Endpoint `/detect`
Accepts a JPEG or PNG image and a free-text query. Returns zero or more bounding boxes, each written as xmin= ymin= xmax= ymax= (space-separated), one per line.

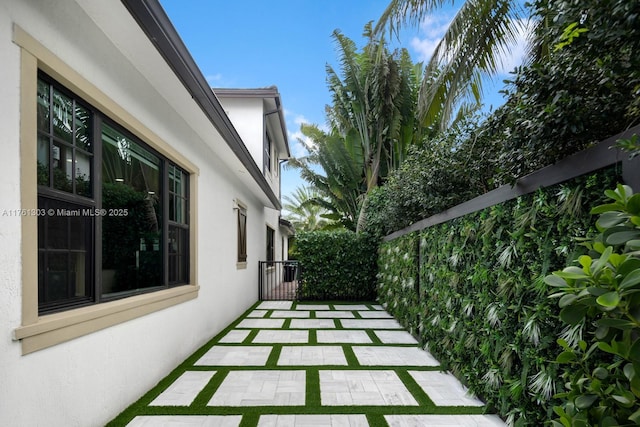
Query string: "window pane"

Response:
xmin=37 ymin=135 xmax=50 ymax=186
xmin=52 ymin=141 xmax=73 ymax=192
xmin=101 ymin=123 xmax=162 ymax=295
xmin=75 ymin=104 xmax=91 ymax=152
xmin=75 ymin=150 xmax=92 ymax=197
xmin=52 ymin=90 xmax=74 ymax=143
xmin=43 ymin=253 xmax=69 ymax=303
xmin=47 ymin=213 xmax=68 ymax=249
xmin=169 ymin=226 xmax=188 ymax=284
xmin=37 ymin=80 xmax=50 ymax=132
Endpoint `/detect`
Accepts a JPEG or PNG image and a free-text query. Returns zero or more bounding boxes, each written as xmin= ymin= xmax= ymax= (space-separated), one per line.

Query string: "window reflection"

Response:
xmin=101 ymin=123 xmax=162 ymax=295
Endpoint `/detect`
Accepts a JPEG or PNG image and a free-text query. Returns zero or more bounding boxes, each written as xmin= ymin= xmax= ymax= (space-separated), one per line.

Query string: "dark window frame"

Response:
xmin=37 ymin=72 xmax=190 ymax=314
xmin=266 ymin=226 xmax=275 ymax=264
xmin=237 ymin=206 xmax=247 ymax=263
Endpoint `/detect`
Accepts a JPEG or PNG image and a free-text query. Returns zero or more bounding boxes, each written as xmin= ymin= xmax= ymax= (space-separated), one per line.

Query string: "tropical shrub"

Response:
xmin=296 ymin=230 xmax=378 ymax=300
xmin=377 ymin=167 xmax=620 ymax=424
xmin=547 ymin=184 xmax=640 ymax=426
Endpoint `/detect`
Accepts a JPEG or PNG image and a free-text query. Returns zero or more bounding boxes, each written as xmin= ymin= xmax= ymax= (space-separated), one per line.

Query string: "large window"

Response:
xmin=37 ymin=73 xmax=189 ymax=313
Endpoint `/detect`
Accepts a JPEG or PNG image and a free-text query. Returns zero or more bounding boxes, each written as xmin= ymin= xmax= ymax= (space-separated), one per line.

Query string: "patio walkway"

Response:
xmin=110 ymin=301 xmax=506 ymax=427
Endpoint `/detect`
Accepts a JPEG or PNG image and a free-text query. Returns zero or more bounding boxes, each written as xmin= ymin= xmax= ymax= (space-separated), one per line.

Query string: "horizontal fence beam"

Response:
xmin=384 ymin=124 xmax=640 ymax=242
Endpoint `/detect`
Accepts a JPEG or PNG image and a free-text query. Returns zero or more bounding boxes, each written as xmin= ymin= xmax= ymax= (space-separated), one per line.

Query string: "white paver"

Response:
xmin=195 ymin=346 xmax=272 ymax=366
xmin=315 ymin=311 xmax=355 ymax=318
xmin=332 ymin=304 xmax=370 ymax=310
xmin=358 ymin=310 xmax=393 ymax=319
xmin=317 ymin=330 xmax=372 ymax=344
xmin=340 ymin=319 xmax=403 ymax=329
xmin=409 ymin=371 xmax=485 ymax=406
xmin=247 ymin=310 xmax=269 ymax=318
xmin=149 ymin=371 xmax=216 ymax=406
xmin=218 ymin=330 xmax=251 ymax=343
xmin=271 ymin=310 xmax=310 ymax=318
xmin=258 ymin=301 xmax=293 ymax=310
xmin=320 ymin=370 xmax=418 ymax=406
xmin=371 ymin=305 xmax=384 ymax=310
xmin=208 ymin=370 xmax=306 ymax=406
xmin=374 ymin=330 xmax=418 ymax=344
xmin=385 ymin=415 xmax=506 ymax=426
xmin=295 ymin=304 xmax=330 ymax=310
xmin=278 ymin=346 xmax=347 ymax=366
xmin=127 ymin=415 xmax=242 ymax=427
xmin=236 ymin=319 xmax=285 ymax=329
xmin=258 ymin=414 xmax=369 ymax=427
xmin=353 ymin=346 xmax=439 ymax=366
xmin=254 ymin=330 xmax=309 ymax=344
xmin=289 ymin=319 xmax=336 ymax=329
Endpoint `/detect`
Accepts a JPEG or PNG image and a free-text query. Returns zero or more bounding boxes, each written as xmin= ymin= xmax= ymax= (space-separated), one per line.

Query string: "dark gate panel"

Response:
xmin=259 ymin=260 xmax=299 ymax=300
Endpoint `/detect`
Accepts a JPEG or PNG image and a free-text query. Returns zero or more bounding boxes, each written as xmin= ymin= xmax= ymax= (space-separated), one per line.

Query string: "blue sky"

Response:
xmin=159 ymin=0 xmax=529 ymax=202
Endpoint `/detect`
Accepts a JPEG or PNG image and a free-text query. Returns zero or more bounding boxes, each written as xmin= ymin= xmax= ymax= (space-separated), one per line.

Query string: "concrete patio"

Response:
xmin=110 ymin=301 xmax=506 ymax=426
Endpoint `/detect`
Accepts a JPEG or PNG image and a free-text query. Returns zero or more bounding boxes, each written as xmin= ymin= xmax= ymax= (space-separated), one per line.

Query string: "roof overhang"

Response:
xmin=120 ymin=0 xmax=281 ymax=209
xmin=214 ymin=87 xmax=291 ymax=159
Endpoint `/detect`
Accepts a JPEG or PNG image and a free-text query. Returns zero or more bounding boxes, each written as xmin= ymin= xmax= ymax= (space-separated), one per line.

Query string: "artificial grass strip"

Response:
xmin=190 ymin=370 xmax=229 ymax=408
xmin=308 ymin=329 xmax=318 ymax=345
xmin=107 ymin=300 xmax=504 ymax=427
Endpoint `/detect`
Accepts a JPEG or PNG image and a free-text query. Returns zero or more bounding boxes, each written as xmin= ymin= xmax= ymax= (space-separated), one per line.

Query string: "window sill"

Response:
xmin=13 ymin=284 xmax=199 ymax=354
xmin=236 ymin=262 xmax=247 ymax=270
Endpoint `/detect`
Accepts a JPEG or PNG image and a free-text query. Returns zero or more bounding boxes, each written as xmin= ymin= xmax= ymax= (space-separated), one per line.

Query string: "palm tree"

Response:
xmin=286 ymin=124 xmax=364 ymax=231
xmin=325 ymin=24 xmax=423 ymax=231
xmin=374 ymin=0 xmax=526 ymax=130
xmin=282 ymin=186 xmax=331 ymax=232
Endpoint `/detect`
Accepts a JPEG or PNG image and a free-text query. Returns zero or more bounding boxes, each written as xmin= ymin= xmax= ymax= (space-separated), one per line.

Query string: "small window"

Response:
xmin=237 ymin=206 xmax=247 ymax=263
xmin=266 ymin=226 xmax=275 ymax=263
xmin=264 ymin=132 xmax=272 ymax=172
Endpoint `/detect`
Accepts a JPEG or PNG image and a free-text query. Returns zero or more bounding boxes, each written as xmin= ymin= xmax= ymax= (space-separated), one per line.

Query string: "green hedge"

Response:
xmin=296 ymin=230 xmax=378 ymax=300
xmin=378 ymin=168 xmax=620 ymax=424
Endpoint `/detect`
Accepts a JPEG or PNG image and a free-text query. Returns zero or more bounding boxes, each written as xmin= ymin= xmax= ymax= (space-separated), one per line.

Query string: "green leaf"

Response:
xmin=631 ymin=339 xmax=640 ymax=363
xmin=574 ymin=394 xmax=598 ymax=409
xmin=612 ymin=390 xmax=635 ymax=407
xmin=593 ymin=366 xmax=608 ymax=380
xmin=606 ymin=230 xmax=640 ymax=245
xmin=559 ymin=293 xmax=579 ymax=308
xmin=556 ymin=350 xmax=577 ymax=363
xmin=555 ymin=266 xmax=589 ymax=280
xmin=591 ymin=203 xmax=623 ymax=214
xmin=578 ymin=255 xmax=592 ymax=271
xmin=596 ymin=318 xmax=635 ymax=330
xmin=597 ymin=212 xmax=628 ymax=229
xmin=627 ymin=193 xmax=640 ymax=215
xmin=545 ymin=274 xmax=568 ymax=288
xmin=591 ymin=246 xmax=613 ymax=275
xmin=620 ymin=268 xmax=640 ymax=290
xmin=596 ymin=291 xmax=620 ymax=309
xmin=629 ymin=408 xmax=640 ymax=424
xmin=560 ymin=304 xmax=587 ymax=325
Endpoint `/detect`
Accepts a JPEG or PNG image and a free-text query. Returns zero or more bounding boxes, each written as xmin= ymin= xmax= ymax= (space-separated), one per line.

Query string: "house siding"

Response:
xmin=0 ymin=0 xmax=282 ymax=425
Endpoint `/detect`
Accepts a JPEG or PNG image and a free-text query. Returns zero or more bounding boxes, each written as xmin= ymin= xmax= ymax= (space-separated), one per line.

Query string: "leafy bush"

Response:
xmin=547 ymin=184 xmax=640 ymax=426
xmin=493 ymin=0 xmax=640 ymax=183
xmin=377 ymin=168 xmax=619 ymax=424
xmin=363 ymin=0 xmax=640 ymax=236
xmin=296 ymin=230 xmax=379 ymax=300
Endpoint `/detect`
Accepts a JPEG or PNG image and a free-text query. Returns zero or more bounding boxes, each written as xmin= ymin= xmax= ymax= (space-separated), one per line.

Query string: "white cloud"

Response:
xmin=288 ymin=130 xmax=314 ymax=158
xmin=495 ymin=18 xmax=534 ymax=75
xmin=410 ymin=13 xmax=452 ymax=62
xmin=205 ymin=73 xmax=223 ymax=84
xmin=410 ymin=14 xmax=534 ymax=75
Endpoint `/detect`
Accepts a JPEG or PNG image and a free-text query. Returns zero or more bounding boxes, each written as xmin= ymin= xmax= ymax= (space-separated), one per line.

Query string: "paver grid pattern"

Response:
xmin=119 ymin=301 xmax=506 ymax=427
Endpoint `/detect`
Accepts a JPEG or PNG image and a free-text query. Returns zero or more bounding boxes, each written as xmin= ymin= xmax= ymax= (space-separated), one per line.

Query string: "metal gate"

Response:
xmin=258 ymin=260 xmax=299 ymax=300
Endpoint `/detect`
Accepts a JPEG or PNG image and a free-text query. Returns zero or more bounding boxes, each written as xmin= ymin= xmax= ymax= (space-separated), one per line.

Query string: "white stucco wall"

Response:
xmin=0 ymin=1 xmax=274 ymax=425
xmin=218 ymin=97 xmax=265 ymax=170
